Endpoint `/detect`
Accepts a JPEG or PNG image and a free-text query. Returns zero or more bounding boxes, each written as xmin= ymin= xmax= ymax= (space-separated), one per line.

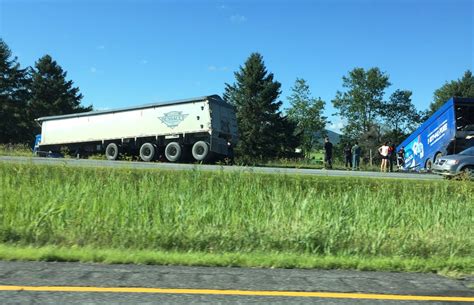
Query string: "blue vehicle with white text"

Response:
xmin=397 ymin=97 xmax=474 ymax=171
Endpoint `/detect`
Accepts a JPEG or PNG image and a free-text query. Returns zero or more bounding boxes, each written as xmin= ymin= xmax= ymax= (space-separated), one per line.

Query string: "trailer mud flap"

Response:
xmin=210 ymin=137 xmax=228 ymax=155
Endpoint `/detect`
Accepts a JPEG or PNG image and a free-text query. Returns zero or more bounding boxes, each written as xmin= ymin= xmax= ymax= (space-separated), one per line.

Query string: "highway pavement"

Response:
xmin=0 ymin=261 xmax=472 ymax=304
xmin=0 ymin=156 xmax=443 ymax=180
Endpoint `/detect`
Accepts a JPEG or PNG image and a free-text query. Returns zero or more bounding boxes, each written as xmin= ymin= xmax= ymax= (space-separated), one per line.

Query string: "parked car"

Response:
xmin=432 ymin=146 xmax=474 ymax=179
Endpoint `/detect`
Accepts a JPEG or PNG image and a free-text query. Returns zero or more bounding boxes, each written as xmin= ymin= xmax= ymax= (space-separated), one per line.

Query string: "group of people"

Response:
xmin=377 ymin=142 xmax=396 ymax=172
xmin=324 ymin=138 xmax=361 ymax=170
xmin=323 ymin=137 xmax=406 ymax=172
xmin=342 ymin=141 xmax=362 ymax=170
xmin=378 ymin=142 xmax=405 ymax=172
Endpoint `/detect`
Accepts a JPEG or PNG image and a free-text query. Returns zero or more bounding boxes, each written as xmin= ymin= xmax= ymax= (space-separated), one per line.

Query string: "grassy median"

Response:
xmin=0 ymin=144 xmax=33 ymax=157
xmin=0 ymin=163 xmax=472 ymax=274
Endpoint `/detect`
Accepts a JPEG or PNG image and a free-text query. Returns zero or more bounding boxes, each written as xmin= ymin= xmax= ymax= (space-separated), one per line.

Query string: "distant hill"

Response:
xmin=326 ymin=129 xmax=341 ymax=144
xmin=314 ymin=129 xmax=342 ymax=145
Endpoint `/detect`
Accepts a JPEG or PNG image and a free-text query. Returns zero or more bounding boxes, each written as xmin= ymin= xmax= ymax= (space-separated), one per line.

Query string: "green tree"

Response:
xmin=0 ymin=39 xmax=30 ymax=144
xmin=286 ymin=78 xmax=327 ymax=158
xmin=381 ymin=89 xmax=421 ymax=144
xmin=28 ymin=55 xmax=91 ymax=134
xmin=273 ymin=115 xmax=300 ymax=158
xmin=332 ymin=67 xmax=391 ymax=140
xmin=428 ymin=70 xmax=474 ymax=115
xmin=223 ymin=53 xmax=289 ymax=160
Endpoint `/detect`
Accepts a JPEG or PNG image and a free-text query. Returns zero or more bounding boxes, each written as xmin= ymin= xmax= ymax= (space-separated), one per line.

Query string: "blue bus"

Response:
xmin=397 ymin=97 xmax=474 ymax=171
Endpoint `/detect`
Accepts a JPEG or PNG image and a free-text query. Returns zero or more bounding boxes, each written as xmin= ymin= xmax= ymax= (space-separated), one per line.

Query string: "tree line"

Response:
xmin=0 ymin=39 xmax=91 ymax=144
xmin=224 ymin=52 xmax=474 ymax=161
xmin=1 ymin=38 xmax=473 ymax=161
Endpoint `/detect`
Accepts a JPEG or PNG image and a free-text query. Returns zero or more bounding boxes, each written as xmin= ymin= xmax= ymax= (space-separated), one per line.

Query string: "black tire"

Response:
xmin=434 ymin=152 xmax=443 ymax=164
xmin=461 ymin=166 xmax=474 ymax=179
xmin=105 ymin=143 xmax=119 ymax=160
xmin=425 ymin=159 xmax=433 ymax=171
xmin=192 ymin=141 xmax=210 ymax=161
xmin=165 ymin=142 xmax=182 ymax=162
xmin=139 ymin=142 xmax=156 ymax=162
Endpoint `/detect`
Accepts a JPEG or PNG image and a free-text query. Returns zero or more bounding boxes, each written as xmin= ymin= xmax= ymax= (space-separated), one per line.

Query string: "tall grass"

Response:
xmin=262 ymin=157 xmax=381 ymax=171
xmin=0 ymin=163 xmax=472 ymax=259
xmin=0 ymin=144 xmax=33 ymax=157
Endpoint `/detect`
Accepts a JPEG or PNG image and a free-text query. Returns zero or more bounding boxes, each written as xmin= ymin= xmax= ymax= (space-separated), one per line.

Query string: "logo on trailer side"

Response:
xmin=158 ymin=111 xmax=189 ymax=128
xmin=427 ymin=120 xmax=448 ymax=146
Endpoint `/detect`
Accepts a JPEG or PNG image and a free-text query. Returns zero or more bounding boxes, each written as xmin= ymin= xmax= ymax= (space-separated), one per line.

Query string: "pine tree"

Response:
xmin=224 ymin=53 xmax=289 ymax=161
xmin=0 ymin=39 xmax=30 ymax=144
xmin=28 ymin=55 xmax=91 ymax=134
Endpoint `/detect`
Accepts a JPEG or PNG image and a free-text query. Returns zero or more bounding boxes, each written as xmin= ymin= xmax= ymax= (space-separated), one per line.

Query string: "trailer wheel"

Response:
xmin=192 ymin=141 xmax=210 ymax=161
xmin=165 ymin=142 xmax=182 ymax=162
xmin=105 ymin=143 xmax=119 ymax=160
xmin=460 ymin=166 xmax=474 ymax=180
xmin=425 ymin=159 xmax=433 ymax=171
xmin=139 ymin=143 xmax=156 ymax=162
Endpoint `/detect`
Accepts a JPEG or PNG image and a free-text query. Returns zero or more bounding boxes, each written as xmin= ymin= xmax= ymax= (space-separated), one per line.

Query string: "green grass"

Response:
xmin=0 ymin=244 xmax=471 ymax=276
xmin=262 ymin=157 xmax=380 ymax=171
xmin=261 ymin=150 xmax=381 ymax=171
xmin=0 ymin=163 xmax=473 ymax=273
xmin=0 ymin=144 xmax=33 ymax=157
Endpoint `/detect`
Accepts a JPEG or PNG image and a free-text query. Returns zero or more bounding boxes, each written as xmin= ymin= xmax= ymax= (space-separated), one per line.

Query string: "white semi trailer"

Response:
xmin=36 ymin=95 xmax=238 ymax=162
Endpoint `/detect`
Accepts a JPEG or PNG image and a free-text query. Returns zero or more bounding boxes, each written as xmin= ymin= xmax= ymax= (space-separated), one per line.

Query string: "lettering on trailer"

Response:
xmin=427 ymin=120 xmax=448 ymax=147
xmin=158 ymin=111 xmax=189 ymax=129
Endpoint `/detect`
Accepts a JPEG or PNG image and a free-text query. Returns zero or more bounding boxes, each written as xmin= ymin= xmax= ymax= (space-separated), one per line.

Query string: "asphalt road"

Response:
xmin=0 ymin=156 xmax=442 ymax=180
xmin=0 ymin=261 xmax=472 ymax=304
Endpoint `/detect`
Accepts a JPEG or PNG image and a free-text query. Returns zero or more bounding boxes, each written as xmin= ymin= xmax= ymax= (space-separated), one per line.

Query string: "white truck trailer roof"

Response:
xmin=36 ymin=95 xmax=237 ymax=147
xmin=36 ymin=95 xmax=232 ymax=122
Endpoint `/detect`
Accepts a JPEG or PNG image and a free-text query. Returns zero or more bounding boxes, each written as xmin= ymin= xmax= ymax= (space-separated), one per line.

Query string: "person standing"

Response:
xmin=378 ymin=141 xmax=390 ymax=172
xmin=388 ymin=143 xmax=396 ymax=172
xmin=324 ymin=137 xmax=333 ymax=169
xmin=351 ymin=142 xmax=361 ymax=170
xmin=397 ymin=146 xmax=405 ymax=170
xmin=344 ymin=143 xmax=352 ymax=169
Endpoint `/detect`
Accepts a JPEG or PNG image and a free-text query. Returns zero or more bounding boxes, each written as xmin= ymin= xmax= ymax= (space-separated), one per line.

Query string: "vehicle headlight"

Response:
xmin=446 ymin=160 xmax=459 ymax=165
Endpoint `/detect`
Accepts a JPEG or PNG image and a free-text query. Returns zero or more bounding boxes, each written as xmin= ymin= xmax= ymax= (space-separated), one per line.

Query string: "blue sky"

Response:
xmin=1 ymin=0 xmax=472 ymax=132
